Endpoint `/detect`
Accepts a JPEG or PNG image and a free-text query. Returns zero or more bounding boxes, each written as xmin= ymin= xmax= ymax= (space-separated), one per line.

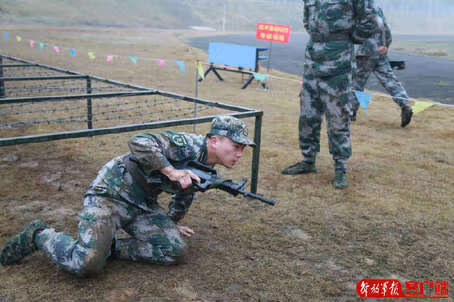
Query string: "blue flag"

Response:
xmin=253 ymin=72 xmax=268 ymax=83
xmin=70 ymin=48 xmax=76 ymax=56
xmin=4 ymin=32 xmax=9 ymax=40
xmin=354 ymin=90 xmax=372 ymax=116
xmin=176 ymin=61 xmax=185 ymax=77
xmin=128 ymin=56 xmax=137 ymax=64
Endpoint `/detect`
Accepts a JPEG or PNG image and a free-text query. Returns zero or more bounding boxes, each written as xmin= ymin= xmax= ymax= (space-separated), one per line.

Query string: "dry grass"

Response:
xmin=0 ymin=25 xmax=453 ymax=301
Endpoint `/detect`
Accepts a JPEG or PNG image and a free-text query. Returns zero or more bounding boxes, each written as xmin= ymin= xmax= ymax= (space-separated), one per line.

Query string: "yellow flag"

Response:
xmin=412 ymin=101 xmax=434 ymax=114
xmin=88 ymin=52 xmax=96 ymax=60
xmin=196 ymin=62 xmax=204 ymax=80
xmin=16 ymin=36 xmax=22 ymax=42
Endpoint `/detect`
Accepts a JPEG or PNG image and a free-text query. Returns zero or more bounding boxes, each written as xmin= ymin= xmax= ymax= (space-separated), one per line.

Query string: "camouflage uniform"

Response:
xmin=352 ymin=7 xmax=410 ymax=112
xmin=0 ymin=115 xmax=254 ymax=275
xmin=299 ymin=0 xmax=377 ymax=172
xmin=34 ymin=130 xmax=206 ymax=275
xmin=15 ymin=116 xmax=252 ymax=276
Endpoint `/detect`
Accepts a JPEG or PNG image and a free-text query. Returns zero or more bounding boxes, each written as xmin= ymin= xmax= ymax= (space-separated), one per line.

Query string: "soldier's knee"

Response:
xmin=164 ymin=243 xmax=186 ymax=265
xmin=72 ymin=253 xmax=108 ymax=277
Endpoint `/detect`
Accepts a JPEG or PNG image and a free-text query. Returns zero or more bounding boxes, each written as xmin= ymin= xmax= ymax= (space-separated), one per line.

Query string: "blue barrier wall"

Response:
xmin=208 ymin=42 xmax=257 ymax=69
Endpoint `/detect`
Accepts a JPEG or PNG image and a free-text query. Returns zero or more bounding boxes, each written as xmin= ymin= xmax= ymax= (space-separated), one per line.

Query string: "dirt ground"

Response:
xmin=0 ymin=26 xmax=453 ymax=301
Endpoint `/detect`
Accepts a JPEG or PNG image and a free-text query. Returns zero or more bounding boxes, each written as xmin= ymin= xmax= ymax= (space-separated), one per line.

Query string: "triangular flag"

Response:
xmin=29 ymin=40 xmax=34 ymax=48
xmin=4 ymin=32 xmax=9 ymax=40
xmin=39 ymin=42 xmax=44 ymax=49
xmin=106 ymin=55 xmax=113 ymax=62
xmin=70 ymin=49 xmax=76 ymax=56
xmin=176 ymin=61 xmax=185 ymax=76
xmin=16 ymin=36 xmax=22 ymax=42
xmin=156 ymin=59 xmax=165 ymax=66
xmin=196 ymin=62 xmax=204 ymax=80
xmin=88 ymin=52 xmax=95 ymax=60
xmin=53 ymin=46 xmax=60 ymax=53
xmin=354 ymin=90 xmax=372 ymax=116
xmin=129 ymin=56 xmax=137 ymax=64
xmin=412 ymin=100 xmax=434 ymax=114
xmin=253 ymin=72 xmax=268 ymax=83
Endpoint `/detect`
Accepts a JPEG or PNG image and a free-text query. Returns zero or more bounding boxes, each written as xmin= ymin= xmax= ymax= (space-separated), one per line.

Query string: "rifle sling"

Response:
xmin=122 ymin=153 xmax=156 ymax=197
xmin=210 ymin=178 xmax=228 ymax=188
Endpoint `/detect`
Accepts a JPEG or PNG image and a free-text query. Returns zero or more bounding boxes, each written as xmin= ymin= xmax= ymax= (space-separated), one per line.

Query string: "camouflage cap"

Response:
xmin=209 ymin=115 xmax=255 ymax=146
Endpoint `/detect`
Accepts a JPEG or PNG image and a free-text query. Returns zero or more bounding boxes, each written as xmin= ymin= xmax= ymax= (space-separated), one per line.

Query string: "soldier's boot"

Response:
xmin=281 ymin=161 xmax=317 ymax=175
xmin=0 ymin=219 xmax=47 ymax=265
xmin=351 ymin=109 xmax=357 ymax=122
xmin=401 ymin=105 xmax=413 ymax=128
xmin=333 ymin=170 xmax=348 ymax=189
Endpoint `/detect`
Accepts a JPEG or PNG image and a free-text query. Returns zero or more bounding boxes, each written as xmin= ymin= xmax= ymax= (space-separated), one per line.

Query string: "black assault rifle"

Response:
xmin=147 ymin=160 xmax=275 ymax=206
xmin=390 ymin=60 xmax=405 ymax=70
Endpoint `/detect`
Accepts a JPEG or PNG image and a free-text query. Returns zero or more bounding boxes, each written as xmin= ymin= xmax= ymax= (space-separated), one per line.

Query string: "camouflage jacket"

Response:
xmin=355 ymin=7 xmax=392 ymax=59
xmin=303 ymin=0 xmax=377 ymax=76
xmin=85 ymin=130 xmax=207 ymax=223
xmin=128 ymin=130 xmax=207 ymax=222
xmin=129 ymin=130 xmax=207 ymax=173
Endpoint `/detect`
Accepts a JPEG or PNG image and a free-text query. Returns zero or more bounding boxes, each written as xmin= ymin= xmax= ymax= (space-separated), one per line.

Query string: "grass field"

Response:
xmin=0 ymin=25 xmax=453 ymax=301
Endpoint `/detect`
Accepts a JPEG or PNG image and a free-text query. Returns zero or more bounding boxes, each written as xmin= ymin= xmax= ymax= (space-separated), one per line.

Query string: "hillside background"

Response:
xmin=1 ymin=0 xmax=454 ymax=34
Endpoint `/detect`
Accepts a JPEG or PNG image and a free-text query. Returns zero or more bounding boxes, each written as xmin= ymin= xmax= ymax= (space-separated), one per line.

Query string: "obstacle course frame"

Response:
xmin=0 ymin=54 xmax=264 ymax=193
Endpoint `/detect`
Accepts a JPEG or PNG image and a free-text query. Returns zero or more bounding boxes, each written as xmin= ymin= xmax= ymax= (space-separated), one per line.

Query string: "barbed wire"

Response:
xmin=0 ymin=103 xmax=213 ymax=128
xmin=1 ymin=68 xmax=63 ymax=77
xmin=0 ymin=97 xmax=179 ymax=116
xmin=0 ymin=83 xmax=134 ymax=96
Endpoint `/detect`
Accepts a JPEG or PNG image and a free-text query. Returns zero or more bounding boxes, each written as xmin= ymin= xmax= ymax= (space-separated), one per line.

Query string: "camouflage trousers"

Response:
xmin=34 ymin=157 xmax=185 ymax=276
xmin=352 ymin=55 xmax=409 ymax=113
xmin=299 ymin=72 xmax=352 ymax=172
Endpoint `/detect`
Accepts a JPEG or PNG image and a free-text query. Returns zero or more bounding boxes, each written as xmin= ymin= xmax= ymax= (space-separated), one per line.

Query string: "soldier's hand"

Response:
xmin=177 ymin=225 xmax=195 ymax=237
xmin=378 ymin=46 xmax=388 ymax=56
xmin=160 ymin=166 xmax=201 ymax=189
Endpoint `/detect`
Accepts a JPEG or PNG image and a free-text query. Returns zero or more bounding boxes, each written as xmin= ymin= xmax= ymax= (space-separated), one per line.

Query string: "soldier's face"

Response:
xmin=212 ymin=136 xmax=245 ymax=168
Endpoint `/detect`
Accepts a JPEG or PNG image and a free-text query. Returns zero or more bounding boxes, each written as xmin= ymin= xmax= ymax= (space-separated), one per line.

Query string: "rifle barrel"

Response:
xmin=242 ymin=191 xmax=275 ymax=206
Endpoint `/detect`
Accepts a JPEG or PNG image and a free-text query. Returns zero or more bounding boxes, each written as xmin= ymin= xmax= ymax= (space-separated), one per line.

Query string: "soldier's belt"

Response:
xmin=311 ymin=32 xmax=350 ymax=42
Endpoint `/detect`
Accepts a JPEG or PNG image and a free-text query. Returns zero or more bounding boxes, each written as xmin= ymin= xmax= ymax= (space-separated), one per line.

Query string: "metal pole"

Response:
xmin=86 ymin=77 xmax=93 ymax=129
xmin=0 ymin=56 xmax=4 ymax=98
xmin=266 ymin=41 xmax=272 ymax=72
xmin=251 ymin=113 xmax=263 ymax=193
xmin=193 ymin=62 xmax=199 ymax=132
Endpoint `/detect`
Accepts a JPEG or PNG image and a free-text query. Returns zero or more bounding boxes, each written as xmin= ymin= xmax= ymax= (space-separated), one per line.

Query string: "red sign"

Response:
xmin=356 ymin=279 xmax=449 ymax=299
xmin=256 ymin=23 xmax=291 ymax=43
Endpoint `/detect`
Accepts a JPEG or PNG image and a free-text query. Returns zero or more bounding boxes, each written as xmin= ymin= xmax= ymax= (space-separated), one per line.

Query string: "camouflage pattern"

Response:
xmin=299 ymin=0 xmax=377 ymax=172
xmin=352 ymin=7 xmax=409 ymax=111
xmin=303 ymin=0 xmax=377 ymax=77
xmin=208 ymin=115 xmax=255 ymax=146
xmin=33 ymin=130 xmax=207 ymax=276
xmin=355 ymin=8 xmax=392 ymax=59
xmin=0 ymin=220 xmax=47 ymax=265
xmin=300 ymin=72 xmax=352 ymax=171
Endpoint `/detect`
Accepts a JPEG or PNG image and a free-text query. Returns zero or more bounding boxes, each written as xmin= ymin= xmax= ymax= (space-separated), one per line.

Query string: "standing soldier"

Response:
xmin=0 ymin=115 xmax=254 ymax=276
xmin=282 ymin=0 xmax=378 ymax=189
xmin=351 ymin=7 xmax=413 ymax=127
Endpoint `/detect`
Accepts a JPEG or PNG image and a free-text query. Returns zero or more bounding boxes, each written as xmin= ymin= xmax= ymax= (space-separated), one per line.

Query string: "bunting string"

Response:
xmin=2 ymin=31 xmax=453 ymax=115
xmin=1 ymin=31 xmax=187 ymax=77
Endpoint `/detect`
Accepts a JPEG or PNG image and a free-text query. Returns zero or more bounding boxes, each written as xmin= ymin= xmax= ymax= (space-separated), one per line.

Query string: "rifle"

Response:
xmin=147 ymin=160 xmax=275 ymax=206
xmin=390 ymin=60 xmax=405 ymax=70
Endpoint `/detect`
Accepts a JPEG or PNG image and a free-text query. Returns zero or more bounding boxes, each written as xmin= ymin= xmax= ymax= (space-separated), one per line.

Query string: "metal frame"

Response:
xmin=0 ymin=54 xmax=263 ymax=193
xmin=201 ymin=47 xmax=268 ymax=89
